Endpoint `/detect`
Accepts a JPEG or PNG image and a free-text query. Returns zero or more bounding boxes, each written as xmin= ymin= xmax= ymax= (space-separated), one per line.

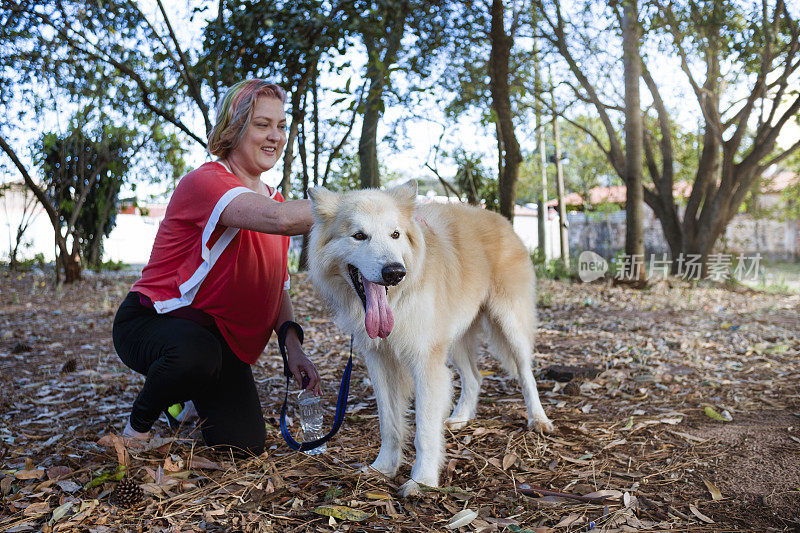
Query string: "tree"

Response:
xmin=3 ymin=1 xmax=212 ymax=146
xmin=1 ymin=1 xmax=190 ymax=280
xmin=356 ymin=1 xmax=410 ymax=189
xmin=489 ymin=0 xmax=525 ymax=221
xmin=199 ymin=0 xmax=356 ymax=195
xmin=39 ymin=123 xmax=140 ymax=276
xmin=1 ymin=183 xmax=39 ymax=269
xmin=352 ymin=0 xmax=454 ymax=189
xmin=537 ymin=0 xmax=800 ymax=270
xmin=622 ymin=0 xmax=646 ymax=282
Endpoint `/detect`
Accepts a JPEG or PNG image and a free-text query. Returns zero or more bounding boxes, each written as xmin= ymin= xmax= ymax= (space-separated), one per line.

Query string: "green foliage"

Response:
xmin=8 ymin=253 xmax=46 ymax=272
xmin=324 ymin=152 xmax=362 ymax=193
xmin=38 ymin=113 xmax=137 ymax=269
xmin=531 ymin=250 xmax=574 ymax=280
xmin=452 ymin=150 xmax=496 ymax=207
xmin=96 ymin=259 xmax=130 ymax=272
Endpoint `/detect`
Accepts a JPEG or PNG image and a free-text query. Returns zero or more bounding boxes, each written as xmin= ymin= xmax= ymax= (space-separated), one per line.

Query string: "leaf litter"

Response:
xmin=0 ymin=270 xmax=799 ymax=531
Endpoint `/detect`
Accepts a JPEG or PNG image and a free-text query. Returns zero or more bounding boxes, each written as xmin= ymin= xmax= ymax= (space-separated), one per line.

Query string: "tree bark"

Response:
xmin=534 ymin=39 xmax=547 ymax=256
xmin=281 ymin=89 xmax=304 ymax=196
xmin=489 ymin=0 xmax=523 ymax=222
xmin=358 ymin=4 xmax=409 ymax=190
xmin=552 ymin=103 xmax=569 ymax=265
xmin=622 ymin=0 xmax=645 ymax=282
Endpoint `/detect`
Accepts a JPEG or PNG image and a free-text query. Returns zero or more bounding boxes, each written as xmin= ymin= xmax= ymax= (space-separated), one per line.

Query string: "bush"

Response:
xmin=9 ymin=253 xmax=46 ymax=272
xmin=531 ymin=250 xmax=575 ymax=280
xmin=98 ymin=259 xmax=130 ymax=271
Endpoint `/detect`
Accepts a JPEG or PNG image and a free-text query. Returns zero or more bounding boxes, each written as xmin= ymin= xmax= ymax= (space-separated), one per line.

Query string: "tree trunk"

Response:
xmin=358 ymin=5 xmax=409 ymax=190
xmin=56 ymin=232 xmax=81 ymax=283
xmin=552 ymin=110 xmax=569 ymax=265
xmin=488 ymin=0 xmax=522 ymax=222
xmin=298 ymin=107 xmax=310 ymax=271
xmin=622 ymin=0 xmax=646 ymax=283
xmin=358 ymin=50 xmax=382 ymax=190
xmin=281 ymin=89 xmax=304 ymax=196
xmin=534 ymin=39 xmax=547 ymax=256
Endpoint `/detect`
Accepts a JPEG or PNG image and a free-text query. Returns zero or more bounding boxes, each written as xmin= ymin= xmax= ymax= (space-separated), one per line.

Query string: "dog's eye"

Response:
xmin=352 ymin=232 xmax=368 ymax=241
xmin=391 ymin=230 xmax=400 ymax=239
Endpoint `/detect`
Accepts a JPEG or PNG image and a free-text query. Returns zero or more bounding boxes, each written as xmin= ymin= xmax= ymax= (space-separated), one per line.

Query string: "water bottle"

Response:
xmin=297 ymin=390 xmax=326 ymax=455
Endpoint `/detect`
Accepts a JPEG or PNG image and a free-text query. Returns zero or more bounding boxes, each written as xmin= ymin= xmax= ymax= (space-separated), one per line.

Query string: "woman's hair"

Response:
xmin=207 ymin=79 xmax=287 ymax=159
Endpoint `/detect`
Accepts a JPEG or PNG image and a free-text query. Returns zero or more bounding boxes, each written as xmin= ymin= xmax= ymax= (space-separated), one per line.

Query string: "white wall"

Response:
xmin=1 ymin=187 xmax=161 ymax=265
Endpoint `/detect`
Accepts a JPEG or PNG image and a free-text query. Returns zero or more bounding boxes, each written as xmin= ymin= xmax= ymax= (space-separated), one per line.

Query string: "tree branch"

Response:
xmin=0 ymin=134 xmax=59 ymax=229
xmin=16 ymin=3 xmax=208 ymax=147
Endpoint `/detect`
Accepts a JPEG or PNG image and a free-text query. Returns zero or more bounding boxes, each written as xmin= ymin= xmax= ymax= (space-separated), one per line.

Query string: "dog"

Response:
xmin=307 ymin=180 xmax=553 ymax=497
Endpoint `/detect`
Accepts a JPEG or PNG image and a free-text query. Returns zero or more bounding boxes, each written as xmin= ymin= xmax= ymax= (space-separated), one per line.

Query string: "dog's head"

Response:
xmin=307 ymin=180 xmax=423 ymax=339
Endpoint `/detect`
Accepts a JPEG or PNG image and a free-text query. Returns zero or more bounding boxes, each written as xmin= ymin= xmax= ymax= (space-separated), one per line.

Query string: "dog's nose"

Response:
xmin=382 ymin=263 xmax=406 ymax=285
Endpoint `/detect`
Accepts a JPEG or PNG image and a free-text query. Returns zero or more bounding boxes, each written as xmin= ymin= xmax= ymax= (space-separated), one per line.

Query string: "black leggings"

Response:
xmin=112 ymin=292 xmax=266 ymax=455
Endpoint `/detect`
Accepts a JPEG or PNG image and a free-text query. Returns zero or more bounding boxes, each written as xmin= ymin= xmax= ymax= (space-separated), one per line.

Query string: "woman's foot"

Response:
xmin=122 ymin=420 xmax=151 ymax=446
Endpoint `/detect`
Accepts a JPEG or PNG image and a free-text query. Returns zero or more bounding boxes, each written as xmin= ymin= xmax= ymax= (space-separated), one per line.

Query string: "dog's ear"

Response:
xmin=388 ymin=180 xmax=418 ymax=206
xmin=307 ymin=187 xmax=339 ymax=222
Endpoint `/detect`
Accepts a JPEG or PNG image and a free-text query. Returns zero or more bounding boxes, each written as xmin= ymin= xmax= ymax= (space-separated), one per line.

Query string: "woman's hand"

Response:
xmin=285 ymin=340 xmax=322 ymax=396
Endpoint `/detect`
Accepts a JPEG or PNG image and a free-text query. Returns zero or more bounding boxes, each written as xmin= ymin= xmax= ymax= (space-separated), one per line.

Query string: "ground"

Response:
xmin=0 ymin=269 xmax=798 ymax=532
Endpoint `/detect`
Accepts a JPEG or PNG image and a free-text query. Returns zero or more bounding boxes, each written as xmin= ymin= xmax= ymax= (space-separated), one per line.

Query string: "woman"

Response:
xmin=112 ymin=79 xmax=320 ymax=456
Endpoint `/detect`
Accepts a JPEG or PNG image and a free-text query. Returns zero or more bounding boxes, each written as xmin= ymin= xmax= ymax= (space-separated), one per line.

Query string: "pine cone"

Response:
xmin=60 ymin=358 xmax=77 ymax=374
xmin=110 ymin=477 xmax=145 ymax=507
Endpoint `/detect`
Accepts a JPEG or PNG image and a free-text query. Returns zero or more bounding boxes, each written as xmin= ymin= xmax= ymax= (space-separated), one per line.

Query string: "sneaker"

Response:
xmin=163 ymin=401 xmax=198 ymax=430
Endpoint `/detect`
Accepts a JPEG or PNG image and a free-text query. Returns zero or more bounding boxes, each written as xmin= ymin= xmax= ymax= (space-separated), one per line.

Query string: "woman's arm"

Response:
xmin=220 ymin=192 xmax=313 ymax=236
xmin=275 ymin=288 xmax=322 ymax=395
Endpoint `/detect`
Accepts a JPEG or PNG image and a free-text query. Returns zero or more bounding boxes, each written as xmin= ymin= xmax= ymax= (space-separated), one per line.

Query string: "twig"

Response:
xmin=515 ymin=483 xmax=619 ymax=504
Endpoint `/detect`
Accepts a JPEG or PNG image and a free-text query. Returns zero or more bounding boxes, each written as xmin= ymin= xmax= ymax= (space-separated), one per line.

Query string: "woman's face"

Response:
xmin=231 ymin=96 xmax=287 ymax=175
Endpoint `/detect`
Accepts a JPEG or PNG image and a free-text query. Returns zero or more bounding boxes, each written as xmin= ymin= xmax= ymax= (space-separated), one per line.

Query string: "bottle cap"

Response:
xmin=301 ymin=375 xmax=310 ymax=389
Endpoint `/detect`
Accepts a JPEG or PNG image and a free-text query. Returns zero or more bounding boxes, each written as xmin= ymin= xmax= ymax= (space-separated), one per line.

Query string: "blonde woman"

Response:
xmin=113 ymin=80 xmax=320 ymax=455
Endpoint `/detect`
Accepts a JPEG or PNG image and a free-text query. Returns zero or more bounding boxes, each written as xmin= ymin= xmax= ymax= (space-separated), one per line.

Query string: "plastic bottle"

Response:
xmin=297 ymin=390 xmax=326 ymax=455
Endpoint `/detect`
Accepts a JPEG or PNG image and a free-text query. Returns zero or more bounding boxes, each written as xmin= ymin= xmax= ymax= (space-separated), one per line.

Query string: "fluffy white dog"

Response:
xmin=308 ymin=181 xmax=553 ymax=496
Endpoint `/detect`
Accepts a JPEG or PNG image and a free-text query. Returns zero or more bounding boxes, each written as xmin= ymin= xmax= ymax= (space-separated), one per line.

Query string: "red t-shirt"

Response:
xmin=131 ymin=161 xmax=290 ymax=364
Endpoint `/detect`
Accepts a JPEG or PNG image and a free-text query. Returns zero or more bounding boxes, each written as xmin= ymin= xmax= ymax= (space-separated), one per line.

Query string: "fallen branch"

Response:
xmin=515 ymin=483 xmax=619 ymax=504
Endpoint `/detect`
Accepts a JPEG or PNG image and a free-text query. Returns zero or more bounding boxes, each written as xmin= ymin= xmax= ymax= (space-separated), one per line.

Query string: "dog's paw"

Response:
xmin=398 ymin=479 xmax=423 ymax=498
xmin=529 ymin=417 xmax=555 ymax=434
xmin=360 ymin=461 xmax=396 ymax=478
xmin=444 ymin=416 xmax=470 ymax=430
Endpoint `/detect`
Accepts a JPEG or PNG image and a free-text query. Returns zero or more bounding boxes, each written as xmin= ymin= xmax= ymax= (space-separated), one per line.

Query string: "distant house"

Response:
xmin=564 ymin=173 xmax=800 ymax=260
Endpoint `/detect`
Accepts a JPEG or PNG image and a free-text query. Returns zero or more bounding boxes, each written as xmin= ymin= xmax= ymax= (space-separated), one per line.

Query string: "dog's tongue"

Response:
xmin=363 ymin=278 xmax=394 ymax=339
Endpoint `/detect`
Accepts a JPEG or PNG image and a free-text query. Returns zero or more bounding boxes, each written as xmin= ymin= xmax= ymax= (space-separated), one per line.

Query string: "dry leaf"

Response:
xmin=554 ymin=513 xmax=581 ymax=527
xmin=312 ymin=505 xmax=372 ymax=522
xmin=445 ymin=508 xmax=478 ymax=529
xmin=189 ymin=456 xmax=223 ymax=471
xmin=48 ymin=501 xmax=73 ymax=525
xmin=702 ymin=479 xmax=723 ymax=501
xmin=502 ymin=453 xmax=518 ymax=470
xmin=689 ymin=503 xmax=714 ymax=523
xmin=46 ymin=466 xmax=72 ymax=481
xmin=15 ymin=469 xmax=46 ymax=480
xmin=111 ymin=434 xmax=130 ymax=467
xmin=365 ymin=491 xmax=391 ymax=500
xmin=23 ymin=501 xmax=50 ymax=516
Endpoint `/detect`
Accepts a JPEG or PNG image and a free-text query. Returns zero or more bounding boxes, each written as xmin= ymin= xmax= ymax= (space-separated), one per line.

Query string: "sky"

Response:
xmin=2 ymin=0 xmax=798 ymax=202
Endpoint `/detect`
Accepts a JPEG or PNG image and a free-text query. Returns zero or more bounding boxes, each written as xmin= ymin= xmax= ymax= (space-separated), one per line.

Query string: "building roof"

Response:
xmin=561 ymin=173 xmax=799 ymax=208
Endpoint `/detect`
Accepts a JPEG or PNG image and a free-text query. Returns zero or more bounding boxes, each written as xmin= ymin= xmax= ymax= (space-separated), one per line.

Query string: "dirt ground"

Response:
xmin=0 ymin=269 xmax=798 ymax=532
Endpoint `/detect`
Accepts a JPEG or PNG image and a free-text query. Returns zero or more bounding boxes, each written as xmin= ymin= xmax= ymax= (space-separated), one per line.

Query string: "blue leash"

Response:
xmin=277 ymin=321 xmax=352 ymax=452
